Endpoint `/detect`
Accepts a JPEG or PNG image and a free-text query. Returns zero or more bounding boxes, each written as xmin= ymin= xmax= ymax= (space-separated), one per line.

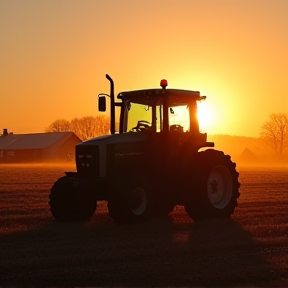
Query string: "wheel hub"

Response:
xmin=207 ymin=165 xmax=233 ymax=209
xmin=209 ymin=179 xmax=218 ymax=194
xmin=130 ymin=187 xmax=147 ymax=216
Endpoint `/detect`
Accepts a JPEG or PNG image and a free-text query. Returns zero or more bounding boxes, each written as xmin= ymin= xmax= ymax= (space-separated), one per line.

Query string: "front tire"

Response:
xmin=184 ymin=149 xmax=240 ymax=221
xmin=49 ymin=176 xmax=97 ymax=222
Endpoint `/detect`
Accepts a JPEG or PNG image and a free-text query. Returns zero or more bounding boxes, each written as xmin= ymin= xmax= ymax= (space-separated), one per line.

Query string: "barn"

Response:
xmin=0 ymin=130 xmax=82 ymax=163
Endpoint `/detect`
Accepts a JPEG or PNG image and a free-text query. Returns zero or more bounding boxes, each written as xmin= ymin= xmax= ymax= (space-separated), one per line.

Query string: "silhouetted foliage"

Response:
xmin=45 ymin=119 xmax=71 ymax=132
xmin=260 ymin=113 xmax=288 ymax=155
xmin=46 ymin=115 xmax=110 ymax=140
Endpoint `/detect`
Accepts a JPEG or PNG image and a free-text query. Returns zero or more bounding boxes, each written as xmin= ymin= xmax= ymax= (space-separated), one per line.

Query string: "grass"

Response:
xmin=0 ymin=164 xmax=287 ymax=286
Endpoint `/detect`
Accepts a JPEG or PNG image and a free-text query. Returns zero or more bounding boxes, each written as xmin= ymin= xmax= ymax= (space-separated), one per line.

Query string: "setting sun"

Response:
xmin=197 ymin=101 xmax=215 ymax=133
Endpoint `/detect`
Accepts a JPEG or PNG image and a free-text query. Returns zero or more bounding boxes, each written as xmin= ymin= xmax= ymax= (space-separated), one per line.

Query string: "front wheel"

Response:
xmin=184 ymin=149 xmax=240 ymax=221
xmin=49 ymin=176 xmax=97 ymax=222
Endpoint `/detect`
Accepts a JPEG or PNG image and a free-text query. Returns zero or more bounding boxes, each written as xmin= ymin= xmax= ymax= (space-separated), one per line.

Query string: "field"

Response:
xmin=0 ymin=164 xmax=288 ymax=287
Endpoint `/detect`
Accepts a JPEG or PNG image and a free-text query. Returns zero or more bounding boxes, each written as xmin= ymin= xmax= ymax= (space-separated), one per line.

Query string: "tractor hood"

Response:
xmin=76 ymin=132 xmax=148 ymax=178
xmin=78 ymin=131 xmax=148 ymax=146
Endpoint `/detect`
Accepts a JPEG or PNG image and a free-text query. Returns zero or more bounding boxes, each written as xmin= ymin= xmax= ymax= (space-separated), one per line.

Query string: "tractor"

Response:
xmin=49 ymin=74 xmax=240 ymax=223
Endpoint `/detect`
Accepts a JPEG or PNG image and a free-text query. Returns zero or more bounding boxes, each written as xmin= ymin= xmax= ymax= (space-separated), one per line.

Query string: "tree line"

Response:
xmin=45 ymin=115 xmax=110 ymax=141
xmin=46 ymin=112 xmax=288 ymax=155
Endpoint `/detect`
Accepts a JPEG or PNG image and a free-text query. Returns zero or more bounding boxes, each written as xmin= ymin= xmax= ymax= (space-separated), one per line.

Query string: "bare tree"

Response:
xmin=45 ymin=119 xmax=71 ymax=132
xmin=70 ymin=117 xmax=82 ymax=139
xmin=72 ymin=116 xmax=110 ymax=140
xmin=260 ymin=113 xmax=288 ymax=155
xmin=78 ymin=116 xmax=99 ymax=140
xmin=95 ymin=115 xmax=110 ymax=136
xmin=46 ymin=116 xmax=110 ymax=141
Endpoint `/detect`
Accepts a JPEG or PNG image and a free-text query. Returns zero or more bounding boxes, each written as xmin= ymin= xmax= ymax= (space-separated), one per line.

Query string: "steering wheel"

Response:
xmin=132 ymin=120 xmax=151 ymax=132
xmin=170 ymin=124 xmax=184 ymax=133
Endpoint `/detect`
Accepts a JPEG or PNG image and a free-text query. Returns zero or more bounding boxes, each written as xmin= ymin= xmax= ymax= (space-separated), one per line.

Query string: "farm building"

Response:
xmin=0 ymin=130 xmax=82 ymax=163
xmin=237 ymin=147 xmax=260 ymax=166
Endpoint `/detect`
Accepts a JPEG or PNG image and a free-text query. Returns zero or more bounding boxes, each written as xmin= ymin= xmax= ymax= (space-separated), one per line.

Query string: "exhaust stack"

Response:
xmin=106 ymin=74 xmax=115 ymax=134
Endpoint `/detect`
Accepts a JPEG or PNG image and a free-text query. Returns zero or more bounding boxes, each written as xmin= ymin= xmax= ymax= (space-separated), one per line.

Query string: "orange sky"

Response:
xmin=1 ymin=0 xmax=287 ymax=137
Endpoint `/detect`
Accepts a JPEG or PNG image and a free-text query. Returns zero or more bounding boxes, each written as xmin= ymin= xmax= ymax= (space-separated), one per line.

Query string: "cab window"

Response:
xmin=125 ymin=101 xmax=164 ymax=133
xmin=169 ymin=105 xmax=190 ymax=132
xmin=126 ymin=103 xmax=152 ymax=131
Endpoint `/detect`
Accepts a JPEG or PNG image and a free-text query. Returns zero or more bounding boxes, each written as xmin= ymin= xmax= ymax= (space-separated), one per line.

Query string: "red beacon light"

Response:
xmin=160 ymin=79 xmax=168 ymax=89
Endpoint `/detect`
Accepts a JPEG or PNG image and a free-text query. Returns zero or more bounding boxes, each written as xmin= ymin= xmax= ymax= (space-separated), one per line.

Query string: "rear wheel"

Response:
xmin=184 ymin=149 xmax=240 ymax=221
xmin=107 ymin=178 xmax=152 ymax=224
xmin=49 ymin=176 xmax=97 ymax=222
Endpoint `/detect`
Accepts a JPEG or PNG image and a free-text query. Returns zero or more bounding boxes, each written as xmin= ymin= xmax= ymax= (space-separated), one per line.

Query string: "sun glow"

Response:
xmin=197 ymin=101 xmax=214 ymax=133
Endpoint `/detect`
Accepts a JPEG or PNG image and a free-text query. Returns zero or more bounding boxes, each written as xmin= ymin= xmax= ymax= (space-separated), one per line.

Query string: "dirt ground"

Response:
xmin=0 ymin=164 xmax=288 ymax=287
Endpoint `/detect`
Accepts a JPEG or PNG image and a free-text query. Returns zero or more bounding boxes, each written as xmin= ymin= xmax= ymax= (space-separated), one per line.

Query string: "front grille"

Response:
xmin=76 ymin=145 xmax=100 ymax=177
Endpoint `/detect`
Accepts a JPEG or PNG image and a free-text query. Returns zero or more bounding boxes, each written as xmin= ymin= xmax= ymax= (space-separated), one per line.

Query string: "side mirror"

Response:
xmin=98 ymin=96 xmax=106 ymax=112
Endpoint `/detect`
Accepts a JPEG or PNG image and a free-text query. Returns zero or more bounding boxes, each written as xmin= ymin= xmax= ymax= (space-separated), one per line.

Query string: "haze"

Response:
xmin=1 ymin=0 xmax=287 ymax=137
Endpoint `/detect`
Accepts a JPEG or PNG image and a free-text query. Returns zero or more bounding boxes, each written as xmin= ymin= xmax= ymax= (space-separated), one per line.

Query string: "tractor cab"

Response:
xmin=98 ymin=75 xmax=214 ymax=156
xmin=119 ymin=87 xmax=199 ymax=135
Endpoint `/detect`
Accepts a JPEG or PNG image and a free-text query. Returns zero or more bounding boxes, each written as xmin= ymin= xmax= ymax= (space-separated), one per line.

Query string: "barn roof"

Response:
xmin=0 ymin=132 xmax=81 ymax=150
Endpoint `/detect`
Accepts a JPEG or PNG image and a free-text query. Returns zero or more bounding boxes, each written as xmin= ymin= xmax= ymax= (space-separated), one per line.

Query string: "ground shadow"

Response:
xmin=0 ymin=210 xmax=287 ymax=287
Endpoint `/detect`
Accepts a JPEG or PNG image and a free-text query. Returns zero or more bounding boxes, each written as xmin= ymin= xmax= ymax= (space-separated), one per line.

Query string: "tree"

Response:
xmin=71 ymin=116 xmax=110 ymax=140
xmin=260 ymin=113 xmax=288 ymax=155
xmin=45 ymin=119 xmax=71 ymax=132
xmin=95 ymin=115 xmax=110 ymax=136
xmin=46 ymin=115 xmax=110 ymax=141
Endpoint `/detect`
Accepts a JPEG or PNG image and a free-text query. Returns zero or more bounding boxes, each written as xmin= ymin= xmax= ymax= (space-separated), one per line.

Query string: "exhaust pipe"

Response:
xmin=106 ymin=74 xmax=115 ymax=134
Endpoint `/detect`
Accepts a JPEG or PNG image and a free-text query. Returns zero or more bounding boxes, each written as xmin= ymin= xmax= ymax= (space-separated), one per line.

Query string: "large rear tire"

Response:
xmin=49 ymin=176 xmax=97 ymax=222
xmin=107 ymin=178 xmax=152 ymax=224
xmin=184 ymin=149 xmax=240 ymax=221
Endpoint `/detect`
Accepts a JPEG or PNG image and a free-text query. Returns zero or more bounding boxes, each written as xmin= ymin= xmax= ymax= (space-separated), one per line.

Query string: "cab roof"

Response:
xmin=117 ymin=88 xmax=206 ymax=101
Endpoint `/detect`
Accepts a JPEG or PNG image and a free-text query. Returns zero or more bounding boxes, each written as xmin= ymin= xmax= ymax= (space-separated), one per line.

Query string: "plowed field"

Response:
xmin=1 ymin=164 xmax=288 ymax=287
